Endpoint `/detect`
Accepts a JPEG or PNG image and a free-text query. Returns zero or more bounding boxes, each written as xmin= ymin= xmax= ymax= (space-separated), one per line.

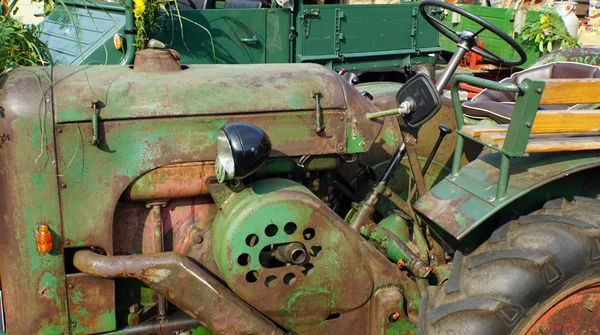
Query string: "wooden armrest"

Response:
xmin=462 ymin=110 xmax=600 ymax=137
xmin=540 ymin=79 xmax=600 ymax=105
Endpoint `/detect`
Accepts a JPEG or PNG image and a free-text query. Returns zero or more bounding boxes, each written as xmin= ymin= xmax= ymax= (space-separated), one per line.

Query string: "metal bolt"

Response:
xmin=538 ymin=323 xmax=550 ymax=334
xmin=129 ymin=303 xmax=140 ymax=314
xmin=193 ymin=235 xmax=204 ymax=244
xmin=56 ymin=128 xmax=63 ymax=134
xmin=61 ymin=183 xmax=67 ymax=189
xmin=583 ymin=298 xmax=595 ymax=312
xmin=65 ymin=241 xmax=70 ymax=246
xmin=536 ymin=88 xmax=543 ymax=94
xmin=352 ymin=132 xmax=357 ymax=138
xmin=70 ymin=322 xmax=76 ymax=329
xmin=525 ymin=122 xmax=531 ymax=128
xmin=384 ymin=190 xmax=392 ymax=197
xmin=338 ymin=144 xmax=344 ymax=151
xmin=339 ymin=116 xmax=344 ymax=121
xmin=51 ymin=160 xmax=56 ymax=165
xmin=68 ymin=284 xmax=73 ymax=289
xmin=353 ymin=118 xmax=358 ymax=124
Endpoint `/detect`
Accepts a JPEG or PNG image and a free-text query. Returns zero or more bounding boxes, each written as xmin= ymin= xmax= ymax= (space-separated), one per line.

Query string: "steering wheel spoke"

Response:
xmin=419 ymin=0 xmax=526 ymax=67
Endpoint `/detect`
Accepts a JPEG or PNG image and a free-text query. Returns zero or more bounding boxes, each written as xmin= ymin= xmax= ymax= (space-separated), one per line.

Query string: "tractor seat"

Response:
xmin=224 ymin=0 xmax=265 ymax=8
xmin=461 ymin=62 xmax=600 ymax=124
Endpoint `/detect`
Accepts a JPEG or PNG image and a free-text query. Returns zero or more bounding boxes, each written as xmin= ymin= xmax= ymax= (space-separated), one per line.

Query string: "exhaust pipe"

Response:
xmin=74 ymin=250 xmax=285 ymax=335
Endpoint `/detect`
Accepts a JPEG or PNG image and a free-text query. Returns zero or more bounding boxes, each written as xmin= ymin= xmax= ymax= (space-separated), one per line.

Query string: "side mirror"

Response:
xmin=215 ymin=123 xmax=271 ymax=183
xmin=396 ymin=74 xmax=441 ymax=128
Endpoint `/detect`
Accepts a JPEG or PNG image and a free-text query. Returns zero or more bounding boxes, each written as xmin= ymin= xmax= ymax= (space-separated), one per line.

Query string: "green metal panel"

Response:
xmin=153 ymin=9 xmax=275 ymax=64
xmin=439 ymin=5 xmax=542 ymax=68
xmin=39 ymin=1 xmax=126 ymax=65
xmin=415 ymin=151 xmax=600 ymax=239
xmin=266 ymin=9 xmax=292 ymax=63
xmin=0 ymin=68 xmax=71 ymax=334
xmin=296 ymin=3 xmax=440 ymax=67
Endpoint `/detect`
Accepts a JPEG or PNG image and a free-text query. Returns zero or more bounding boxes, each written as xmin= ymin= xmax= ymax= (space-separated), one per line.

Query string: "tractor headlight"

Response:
xmin=215 ymin=123 xmax=271 ymax=183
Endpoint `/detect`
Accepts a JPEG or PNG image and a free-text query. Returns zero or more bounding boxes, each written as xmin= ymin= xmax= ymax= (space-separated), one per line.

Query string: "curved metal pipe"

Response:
xmin=120 ymin=0 xmax=136 ymax=65
xmin=74 ymin=250 xmax=285 ymax=335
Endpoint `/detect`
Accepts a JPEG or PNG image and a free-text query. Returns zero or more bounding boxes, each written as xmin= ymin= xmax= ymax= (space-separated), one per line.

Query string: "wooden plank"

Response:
xmin=479 ymin=131 xmax=600 ymax=149
xmin=540 ymin=79 xmax=600 ymax=105
xmin=533 ymin=110 xmax=600 ymax=133
xmin=462 ymin=125 xmax=508 ymax=137
xmin=463 ymin=110 xmax=600 ymax=136
xmin=525 ymin=137 xmax=600 ymax=153
xmin=479 ymin=132 xmax=506 ymax=147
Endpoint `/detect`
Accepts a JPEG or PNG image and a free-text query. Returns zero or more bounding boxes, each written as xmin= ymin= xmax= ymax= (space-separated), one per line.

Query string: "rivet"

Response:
xmin=338 ymin=144 xmax=344 ymax=151
xmin=536 ymin=88 xmax=543 ymax=94
xmin=538 ymin=323 xmax=550 ymax=334
xmin=56 ymin=128 xmax=63 ymax=134
xmin=68 ymin=284 xmax=74 ymax=289
xmin=583 ymin=298 xmax=595 ymax=312
xmin=65 ymin=241 xmax=71 ymax=246
xmin=61 ymin=183 xmax=67 ymax=189
xmin=353 ymin=118 xmax=358 ymax=124
xmin=525 ymin=122 xmax=531 ymax=128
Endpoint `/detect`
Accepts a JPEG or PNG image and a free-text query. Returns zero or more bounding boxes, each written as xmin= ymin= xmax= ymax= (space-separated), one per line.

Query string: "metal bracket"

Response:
xmin=313 ymin=92 xmax=324 ymax=133
xmin=334 ymin=9 xmax=345 ymax=57
xmin=91 ymin=101 xmax=103 ymax=147
xmin=300 ymin=8 xmax=320 ymax=37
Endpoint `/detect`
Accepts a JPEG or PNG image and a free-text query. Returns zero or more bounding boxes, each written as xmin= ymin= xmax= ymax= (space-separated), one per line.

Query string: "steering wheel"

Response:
xmin=419 ymin=0 xmax=526 ymax=67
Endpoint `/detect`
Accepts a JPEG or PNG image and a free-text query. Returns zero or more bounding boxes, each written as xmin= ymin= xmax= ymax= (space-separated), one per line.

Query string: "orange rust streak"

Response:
xmin=124 ymin=162 xmax=215 ymax=202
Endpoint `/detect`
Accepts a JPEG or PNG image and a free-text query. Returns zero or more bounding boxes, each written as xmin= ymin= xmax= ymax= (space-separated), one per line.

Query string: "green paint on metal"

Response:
xmin=39 ymin=326 xmax=64 ymax=335
xmin=39 ymin=0 xmax=439 ymax=73
xmin=439 ymin=4 xmax=542 ymax=68
xmin=347 ymin=125 xmax=367 ymax=153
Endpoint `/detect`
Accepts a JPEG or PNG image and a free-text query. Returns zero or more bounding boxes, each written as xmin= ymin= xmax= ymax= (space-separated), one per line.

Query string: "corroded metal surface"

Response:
xmin=123 ymin=162 xmax=215 ymax=202
xmin=415 ymin=151 xmax=600 ymax=239
xmin=0 ymin=68 xmax=70 ymax=333
xmin=133 ymin=49 xmax=182 ymax=73
xmin=209 ymin=178 xmax=419 ymax=334
xmin=56 ymin=111 xmax=346 ymax=254
xmin=73 ymin=250 xmax=286 ymax=335
xmin=66 ymin=273 xmax=116 ymax=334
xmin=524 ymin=282 xmax=600 ymax=335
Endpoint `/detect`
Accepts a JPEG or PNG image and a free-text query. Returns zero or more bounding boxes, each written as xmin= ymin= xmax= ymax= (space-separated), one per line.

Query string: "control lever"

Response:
xmin=407 ymin=124 xmax=452 ymax=202
xmin=422 ymin=124 xmax=452 ymax=174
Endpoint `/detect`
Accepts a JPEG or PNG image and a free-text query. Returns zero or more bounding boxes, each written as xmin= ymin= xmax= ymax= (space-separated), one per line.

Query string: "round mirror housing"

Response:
xmin=215 ymin=123 xmax=271 ymax=183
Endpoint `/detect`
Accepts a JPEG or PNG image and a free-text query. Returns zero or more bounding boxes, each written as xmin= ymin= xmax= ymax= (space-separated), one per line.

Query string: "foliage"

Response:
xmin=518 ymin=7 xmax=579 ymax=53
xmin=0 ymin=0 xmax=52 ymax=72
xmin=121 ymin=0 xmax=163 ymax=49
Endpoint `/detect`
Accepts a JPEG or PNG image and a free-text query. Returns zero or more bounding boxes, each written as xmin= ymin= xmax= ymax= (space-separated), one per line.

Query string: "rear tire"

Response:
xmin=422 ymin=197 xmax=600 ymax=334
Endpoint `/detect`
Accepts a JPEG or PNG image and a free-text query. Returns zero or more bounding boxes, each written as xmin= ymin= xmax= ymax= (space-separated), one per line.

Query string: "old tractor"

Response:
xmin=1 ymin=1 xmax=600 ymax=334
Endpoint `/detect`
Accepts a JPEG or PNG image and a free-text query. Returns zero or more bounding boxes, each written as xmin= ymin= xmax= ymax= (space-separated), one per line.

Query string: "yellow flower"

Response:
xmin=134 ymin=0 xmax=146 ymax=19
xmin=540 ymin=14 xmax=548 ymax=25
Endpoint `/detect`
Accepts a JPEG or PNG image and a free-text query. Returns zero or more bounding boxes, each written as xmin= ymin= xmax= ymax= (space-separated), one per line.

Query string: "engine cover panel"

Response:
xmin=211 ymin=179 xmax=375 ymax=326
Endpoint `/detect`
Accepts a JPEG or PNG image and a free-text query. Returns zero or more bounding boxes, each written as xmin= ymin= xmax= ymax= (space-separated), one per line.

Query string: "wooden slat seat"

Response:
xmin=462 ymin=78 xmax=600 ymax=153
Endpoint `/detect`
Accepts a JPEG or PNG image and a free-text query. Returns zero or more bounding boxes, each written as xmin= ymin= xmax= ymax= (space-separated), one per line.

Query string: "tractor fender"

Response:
xmin=414 ymin=150 xmax=600 ymax=240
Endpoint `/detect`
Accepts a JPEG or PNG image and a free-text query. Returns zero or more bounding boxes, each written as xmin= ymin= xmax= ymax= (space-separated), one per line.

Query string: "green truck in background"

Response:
xmin=438 ymin=4 xmax=542 ymax=68
xmin=38 ymin=0 xmax=441 ymax=81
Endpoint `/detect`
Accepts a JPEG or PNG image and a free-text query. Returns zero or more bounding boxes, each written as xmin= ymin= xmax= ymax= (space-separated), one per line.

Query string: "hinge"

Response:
xmin=90 ymin=101 xmax=104 ymax=147
xmin=335 ymin=9 xmax=345 ymax=57
xmin=313 ymin=92 xmax=324 ymax=133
